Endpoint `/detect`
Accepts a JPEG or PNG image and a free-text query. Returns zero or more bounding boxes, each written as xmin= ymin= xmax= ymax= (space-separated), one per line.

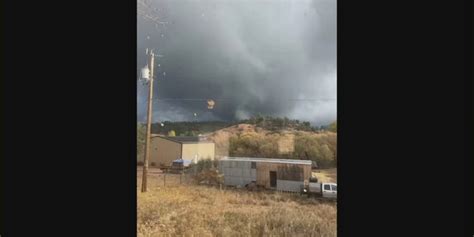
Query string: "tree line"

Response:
xmin=144 ymin=117 xmax=336 ymax=136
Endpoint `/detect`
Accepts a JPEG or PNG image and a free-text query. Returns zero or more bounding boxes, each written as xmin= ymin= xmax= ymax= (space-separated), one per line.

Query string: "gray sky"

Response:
xmin=137 ymin=0 xmax=336 ymax=126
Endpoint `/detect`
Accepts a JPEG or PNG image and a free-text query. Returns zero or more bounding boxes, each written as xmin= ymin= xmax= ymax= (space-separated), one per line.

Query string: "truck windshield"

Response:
xmin=324 ymin=184 xmax=331 ymax=190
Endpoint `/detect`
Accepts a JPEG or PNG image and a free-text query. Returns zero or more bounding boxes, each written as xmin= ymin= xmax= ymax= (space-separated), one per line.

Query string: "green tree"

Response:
xmin=328 ymin=121 xmax=337 ymax=133
xmin=283 ymin=117 xmax=289 ymax=128
xmin=302 ymin=121 xmax=311 ymax=131
xmin=319 ymin=144 xmax=335 ymax=167
xmin=294 ymin=135 xmax=321 ymax=161
xmin=168 ymin=130 xmax=176 ymax=136
xmin=274 ymin=117 xmax=284 ymax=129
xmin=293 ymin=134 xmax=336 ymax=168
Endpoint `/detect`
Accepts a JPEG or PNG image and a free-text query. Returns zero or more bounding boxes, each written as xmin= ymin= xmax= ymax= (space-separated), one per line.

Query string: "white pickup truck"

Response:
xmin=300 ymin=182 xmax=337 ymax=199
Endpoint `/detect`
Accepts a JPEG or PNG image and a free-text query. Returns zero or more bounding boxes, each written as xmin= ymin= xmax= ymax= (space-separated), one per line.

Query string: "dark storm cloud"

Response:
xmin=137 ymin=0 xmax=336 ymax=125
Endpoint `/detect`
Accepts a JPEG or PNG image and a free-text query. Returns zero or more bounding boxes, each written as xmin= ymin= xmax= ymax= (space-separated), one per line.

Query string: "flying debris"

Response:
xmin=193 ymin=113 xmax=198 ymax=117
xmin=160 ymin=123 xmax=165 ymax=127
xmin=146 ymin=35 xmax=150 ymax=40
xmin=207 ymin=99 xmax=215 ymax=109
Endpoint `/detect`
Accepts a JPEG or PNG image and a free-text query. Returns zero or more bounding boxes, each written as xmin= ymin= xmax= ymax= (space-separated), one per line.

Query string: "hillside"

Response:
xmin=146 ymin=116 xmax=336 ymax=136
xmin=205 ymin=124 xmax=337 ymax=168
xmin=138 ymin=118 xmax=337 ymax=168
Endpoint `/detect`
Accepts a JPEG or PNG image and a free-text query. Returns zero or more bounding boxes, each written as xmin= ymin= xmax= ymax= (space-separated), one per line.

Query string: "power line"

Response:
xmin=152 ymin=98 xmax=336 ymax=101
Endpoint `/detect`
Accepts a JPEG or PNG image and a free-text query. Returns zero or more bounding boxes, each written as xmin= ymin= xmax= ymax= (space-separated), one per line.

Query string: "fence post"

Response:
xmin=164 ymin=172 xmax=166 ymax=186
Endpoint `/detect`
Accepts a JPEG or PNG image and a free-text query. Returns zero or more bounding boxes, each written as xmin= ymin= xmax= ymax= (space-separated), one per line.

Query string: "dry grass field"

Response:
xmin=137 ymin=168 xmax=337 ymax=237
xmin=312 ymin=169 xmax=337 ymax=183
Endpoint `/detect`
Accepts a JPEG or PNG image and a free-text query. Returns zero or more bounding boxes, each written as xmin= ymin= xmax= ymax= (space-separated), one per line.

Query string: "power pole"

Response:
xmin=141 ymin=49 xmax=155 ymax=192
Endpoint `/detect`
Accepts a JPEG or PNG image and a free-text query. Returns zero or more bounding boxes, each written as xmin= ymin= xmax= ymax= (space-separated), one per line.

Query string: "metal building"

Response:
xmin=218 ymin=157 xmax=312 ymax=192
xmin=149 ymin=135 xmax=215 ymax=167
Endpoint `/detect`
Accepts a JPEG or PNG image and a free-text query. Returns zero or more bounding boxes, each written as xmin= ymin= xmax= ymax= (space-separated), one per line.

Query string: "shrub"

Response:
xmin=188 ymin=159 xmax=215 ymax=173
xmin=193 ymin=169 xmax=224 ymax=185
xmin=293 ymin=134 xmax=336 ymax=169
xmin=186 ymin=159 xmax=223 ymax=185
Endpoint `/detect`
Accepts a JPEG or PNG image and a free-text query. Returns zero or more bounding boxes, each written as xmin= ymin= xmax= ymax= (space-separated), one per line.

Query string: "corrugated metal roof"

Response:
xmin=151 ymin=135 xmax=214 ymax=144
xmin=221 ymin=156 xmax=312 ymax=165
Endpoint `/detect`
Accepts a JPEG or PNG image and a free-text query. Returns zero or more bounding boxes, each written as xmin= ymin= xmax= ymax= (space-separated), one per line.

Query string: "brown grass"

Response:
xmin=137 ymin=172 xmax=337 ymax=237
xmin=312 ymin=169 xmax=337 ymax=183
